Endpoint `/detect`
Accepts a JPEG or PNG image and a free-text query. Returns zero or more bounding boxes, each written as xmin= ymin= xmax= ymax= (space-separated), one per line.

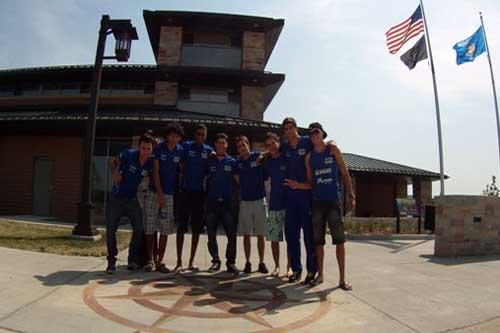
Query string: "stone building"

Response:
xmin=0 ymin=10 xmax=443 ymax=222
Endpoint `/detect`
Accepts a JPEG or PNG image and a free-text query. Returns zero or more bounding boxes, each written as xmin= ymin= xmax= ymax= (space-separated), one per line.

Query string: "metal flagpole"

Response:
xmin=419 ymin=0 xmax=445 ymax=196
xmin=479 ymin=12 xmax=500 ymax=172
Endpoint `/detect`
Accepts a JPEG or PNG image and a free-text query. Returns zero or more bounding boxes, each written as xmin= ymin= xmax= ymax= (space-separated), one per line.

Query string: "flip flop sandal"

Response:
xmin=339 ymin=281 xmax=352 ymax=291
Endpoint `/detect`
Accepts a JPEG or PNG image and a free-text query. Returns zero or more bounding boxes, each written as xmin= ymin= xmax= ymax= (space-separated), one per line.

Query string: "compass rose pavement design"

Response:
xmin=83 ymin=272 xmax=336 ymax=333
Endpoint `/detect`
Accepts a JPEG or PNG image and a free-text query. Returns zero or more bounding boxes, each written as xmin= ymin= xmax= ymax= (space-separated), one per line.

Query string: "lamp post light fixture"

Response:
xmin=72 ymin=15 xmax=138 ymax=239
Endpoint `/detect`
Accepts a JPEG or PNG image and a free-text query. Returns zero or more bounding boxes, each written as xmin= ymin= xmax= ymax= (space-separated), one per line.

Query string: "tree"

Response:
xmin=482 ymin=175 xmax=499 ymax=197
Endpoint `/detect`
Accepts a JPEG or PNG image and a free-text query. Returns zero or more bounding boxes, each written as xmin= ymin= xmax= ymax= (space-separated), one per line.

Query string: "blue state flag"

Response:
xmin=453 ymin=26 xmax=486 ymax=65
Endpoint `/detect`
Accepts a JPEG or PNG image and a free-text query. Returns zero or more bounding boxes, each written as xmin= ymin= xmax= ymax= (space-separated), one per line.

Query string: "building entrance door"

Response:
xmin=33 ymin=157 xmax=53 ymax=216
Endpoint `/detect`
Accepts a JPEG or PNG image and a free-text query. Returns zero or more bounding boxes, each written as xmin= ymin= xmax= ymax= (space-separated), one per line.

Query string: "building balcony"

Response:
xmin=181 ymin=45 xmax=242 ymax=69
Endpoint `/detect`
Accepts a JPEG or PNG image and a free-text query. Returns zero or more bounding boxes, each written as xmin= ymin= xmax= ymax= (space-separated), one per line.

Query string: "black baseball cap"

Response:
xmin=308 ymin=122 xmax=328 ymax=138
xmin=282 ymin=117 xmax=297 ymax=128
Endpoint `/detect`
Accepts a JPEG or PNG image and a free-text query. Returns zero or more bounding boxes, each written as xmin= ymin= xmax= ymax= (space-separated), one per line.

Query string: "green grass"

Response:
xmin=0 ymin=220 xmax=131 ymax=257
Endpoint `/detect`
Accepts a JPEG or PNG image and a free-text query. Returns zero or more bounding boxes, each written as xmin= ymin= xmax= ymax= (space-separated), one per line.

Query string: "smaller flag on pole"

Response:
xmin=400 ymin=35 xmax=428 ymax=70
xmin=453 ymin=26 xmax=486 ymax=65
xmin=386 ymin=5 xmax=424 ymax=55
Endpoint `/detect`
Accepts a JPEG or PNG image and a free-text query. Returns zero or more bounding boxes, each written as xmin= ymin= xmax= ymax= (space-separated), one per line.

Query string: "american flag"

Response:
xmin=386 ymin=5 xmax=424 ymax=55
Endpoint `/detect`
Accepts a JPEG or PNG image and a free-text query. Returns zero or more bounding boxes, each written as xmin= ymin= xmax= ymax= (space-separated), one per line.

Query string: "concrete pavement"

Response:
xmin=0 ymin=236 xmax=499 ymax=332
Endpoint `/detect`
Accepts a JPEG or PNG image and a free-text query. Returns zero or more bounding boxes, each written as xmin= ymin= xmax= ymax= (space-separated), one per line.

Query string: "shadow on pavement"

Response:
xmin=420 ymin=254 xmax=500 ymax=266
xmin=34 ymin=265 xmax=149 ymax=287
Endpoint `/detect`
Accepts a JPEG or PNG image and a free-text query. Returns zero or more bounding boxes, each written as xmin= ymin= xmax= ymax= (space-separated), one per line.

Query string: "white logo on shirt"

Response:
xmin=317 ymin=178 xmax=333 ymax=184
xmin=250 ymin=161 xmax=258 ymax=168
xmin=173 ymin=156 xmax=180 ymax=163
xmin=224 ymin=165 xmax=232 ymax=172
xmin=298 ymin=148 xmax=306 ymax=156
xmin=201 ymin=152 xmax=208 ymax=159
xmin=210 ymin=166 xmax=216 ymax=172
xmin=315 ymin=168 xmax=332 ymax=176
xmin=325 ymin=157 xmax=334 ymax=164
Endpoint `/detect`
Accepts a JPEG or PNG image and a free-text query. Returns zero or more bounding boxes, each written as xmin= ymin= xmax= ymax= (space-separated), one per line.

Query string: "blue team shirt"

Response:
xmin=309 ymin=147 xmax=340 ymax=201
xmin=206 ymin=155 xmax=237 ymax=201
xmin=181 ymin=141 xmax=213 ymax=192
xmin=280 ymin=135 xmax=313 ymax=185
xmin=237 ymin=152 xmax=265 ymax=201
xmin=151 ymin=142 xmax=184 ymax=195
xmin=112 ymin=149 xmax=153 ymax=199
xmin=263 ymin=155 xmax=287 ymax=210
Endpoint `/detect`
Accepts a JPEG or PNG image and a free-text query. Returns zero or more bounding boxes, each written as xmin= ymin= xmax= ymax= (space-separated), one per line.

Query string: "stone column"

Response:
xmin=242 ymin=31 xmax=265 ymax=71
xmin=158 ymin=26 xmax=182 ymax=66
xmin=154 ymin=81 xmax=178 ymax=106
xmin=241 ymin=86 xmax=265 ymax=120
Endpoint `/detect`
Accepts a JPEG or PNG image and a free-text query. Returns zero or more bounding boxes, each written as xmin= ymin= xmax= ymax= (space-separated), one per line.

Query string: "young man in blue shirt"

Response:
xmin=176 ymin=123 xmax=213 ymax=272
xmin=262 ymin=132 xmax=291 ymax=277
xmin=205 ymin=133 xmax=240 ymax=275
xmin=144 ymin=123 xmax=184 ymax=273
xmin=235 ymin=135 xmax=269 ymax=274
xmin=306 ymin=122 xmax=354 ymax=290
xmin=280 ymin=117 xmax=317 ymax=283
xmin=106 ymin=133 xmax=155 ymax=274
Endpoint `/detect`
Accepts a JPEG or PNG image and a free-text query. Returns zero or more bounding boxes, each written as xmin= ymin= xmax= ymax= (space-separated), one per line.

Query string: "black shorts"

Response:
xmin=178 ymin=191 xmax=206 ymax=234
xmin=311 ymin=200 xmax=345 ymax=245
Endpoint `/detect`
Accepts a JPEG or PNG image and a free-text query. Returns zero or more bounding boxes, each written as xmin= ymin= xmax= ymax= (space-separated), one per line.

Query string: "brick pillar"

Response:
xmin=154 ymin=81 xmax=178 ymax=106
xmin=242 ymin=31 xmax=265 ymax=71
xmin=350 ymin=174 xmax=357 ymax=217
xmin=241 ymin=86 xmax=265 ymax=120
xmin=413 ymin=178 xmax=432 ymax=216
xmin=395 ymin=178 xmax=407 ymax=198
xmin=158 ymin=26 xmax=182 ymax=66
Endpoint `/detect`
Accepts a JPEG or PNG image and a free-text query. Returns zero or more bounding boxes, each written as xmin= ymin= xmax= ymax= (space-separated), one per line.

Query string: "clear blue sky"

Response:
xmin=2 ymin=0 xmax=500 ymax=196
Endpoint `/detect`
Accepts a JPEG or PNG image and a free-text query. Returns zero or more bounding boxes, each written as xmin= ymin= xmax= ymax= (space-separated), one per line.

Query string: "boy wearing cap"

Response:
xmin=144 ymin=123 xmax=185 ymax=273
xmin=106 ymin=133 xmax=155 ymax=274
xmin=306 ymin=122 xmax=354 ymax=290
xmin=235 ymin=135 xmax=269 ymax=275
xmin=204 ymin=133 xmax=240 ymax=275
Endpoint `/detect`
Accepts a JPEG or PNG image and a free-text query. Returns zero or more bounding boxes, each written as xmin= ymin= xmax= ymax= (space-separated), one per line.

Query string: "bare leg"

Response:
xmin=145 ymin=235 xmax=154 ymax=264
xmin=336 ymin=243 xmax=345 ymax=283
xmin=158 ymin=235 xmax=168 ymax=264
xmin=188 ymin=233 xmax=200 ymax=269
xmin=244 ymin=235 xmax=251 ymax=264
xmin=271 ymin=241 xmax=280 ymax=275
xmin=257 ymin=235 xmax=265 ymax=263
xmin=175 ymin=231 xmax=184 ymax=272
xmin=315 ymin=245 xmax=324 ymax=282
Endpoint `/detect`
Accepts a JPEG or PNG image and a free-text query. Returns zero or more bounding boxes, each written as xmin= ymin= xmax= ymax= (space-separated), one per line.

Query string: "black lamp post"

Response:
xmin=72 ymin=15 xmax=138 ymax=238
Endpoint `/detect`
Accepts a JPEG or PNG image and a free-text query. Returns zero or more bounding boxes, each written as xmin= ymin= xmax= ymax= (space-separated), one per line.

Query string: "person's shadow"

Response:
xmin=33 ymin=264 xmax=152 ymax=287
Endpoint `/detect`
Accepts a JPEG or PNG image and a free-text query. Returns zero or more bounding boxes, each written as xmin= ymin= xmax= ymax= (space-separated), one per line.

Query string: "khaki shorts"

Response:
xmin=144 ymin=190 xmax=176 ymax=235
xmin=238 ymin=198 xmax=268 ymax=236
xmin=267 ymin=210 xmax=285 ymax=242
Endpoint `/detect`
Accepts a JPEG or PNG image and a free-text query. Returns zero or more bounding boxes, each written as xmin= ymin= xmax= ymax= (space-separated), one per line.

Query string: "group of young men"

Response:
xmin=105 ymin=117 xmax=354 ymax=289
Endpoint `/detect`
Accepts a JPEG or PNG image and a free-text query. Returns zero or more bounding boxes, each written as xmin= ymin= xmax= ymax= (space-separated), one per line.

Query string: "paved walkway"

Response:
xmin=1 ymin=236 xmax=500 ymax=332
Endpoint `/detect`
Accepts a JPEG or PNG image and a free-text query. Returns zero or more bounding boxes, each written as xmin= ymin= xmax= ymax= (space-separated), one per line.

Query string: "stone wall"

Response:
xmin=241 ymin=85 xmax=265 ymax=120
xmin=242 ymin=31 xmax=265 ymax=71
xmin=154 ymin=81 xmax=178 ymax=106
xmin=158 ymin=26 xmax=182 ymax=66
xmin=435 ymin=195 xmax=500 ymax=257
